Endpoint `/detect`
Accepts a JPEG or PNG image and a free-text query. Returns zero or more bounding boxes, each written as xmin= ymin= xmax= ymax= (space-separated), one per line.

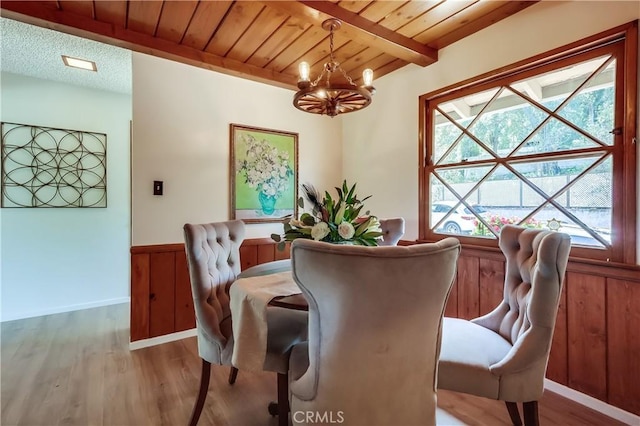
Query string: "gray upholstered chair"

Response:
xmin=288 ymin=238 xmax=461 ymax=425
xmin=183 ymin=220 xmax=307 ymax=426
xmin=378 ymin=217 xmax=405 ymax=246
xmin=438 ymin=225 xmax=571 ymax=426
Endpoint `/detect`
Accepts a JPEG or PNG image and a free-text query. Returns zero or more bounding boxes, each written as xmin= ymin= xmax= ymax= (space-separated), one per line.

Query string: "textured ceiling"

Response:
xmin=1 ymin=17 xmax=131 ymax=94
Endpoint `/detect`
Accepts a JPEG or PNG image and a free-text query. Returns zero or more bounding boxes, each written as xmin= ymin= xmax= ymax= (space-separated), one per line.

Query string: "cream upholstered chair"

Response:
xmin=438 ymin=225 xmax=571 ymax=426
xmin=378 ymin=217 xmax=405 ymax=246
xmin=288 ymin=238 xmax=461 ymax=425
xmin=183 ymin=220 xmax=307 ymax=426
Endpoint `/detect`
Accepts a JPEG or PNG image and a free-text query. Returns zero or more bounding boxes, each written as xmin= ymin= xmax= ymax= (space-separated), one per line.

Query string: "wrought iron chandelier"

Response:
xmin=293 ymin=19 xmax=375 ymax=117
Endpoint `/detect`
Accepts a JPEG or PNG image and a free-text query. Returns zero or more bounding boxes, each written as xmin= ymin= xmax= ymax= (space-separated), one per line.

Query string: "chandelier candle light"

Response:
xmin=293 ymin=19 xmax=375 ymax=117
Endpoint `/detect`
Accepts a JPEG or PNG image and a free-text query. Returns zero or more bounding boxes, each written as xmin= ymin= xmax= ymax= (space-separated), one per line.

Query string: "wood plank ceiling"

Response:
xmin=0 ymin=1 xmax=538 ymax=90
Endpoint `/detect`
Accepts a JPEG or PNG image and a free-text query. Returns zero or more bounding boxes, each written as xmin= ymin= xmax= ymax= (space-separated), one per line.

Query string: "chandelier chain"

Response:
xmin=329 ymin=25 xmax=335 ymax=64
xmin=340 ymin=67 xmax=357 ymax=87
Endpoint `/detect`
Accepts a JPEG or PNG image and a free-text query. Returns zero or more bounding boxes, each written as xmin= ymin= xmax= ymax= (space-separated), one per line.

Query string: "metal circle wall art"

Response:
xmin=1 ymin=122 xmax=107 ymax=208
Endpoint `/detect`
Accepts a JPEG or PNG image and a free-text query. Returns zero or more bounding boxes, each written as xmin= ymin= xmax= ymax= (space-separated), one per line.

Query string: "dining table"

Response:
xmin=228 ymin=260 xmax=308 ymax=372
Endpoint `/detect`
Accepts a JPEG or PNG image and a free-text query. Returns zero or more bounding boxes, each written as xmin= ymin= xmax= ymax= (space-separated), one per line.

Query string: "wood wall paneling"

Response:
xmin=606 ymin=279 xmax=640 ymax=415
xmin=257 ymin=244 xmax=275 ymax=264
xmin=478 ymin=258 xmax=504 ymax=315
xmin=149 ymin=252 xmax=176 ymax=338
xmin=566 ymin=272 xmax=608 ymax=401
xmin=547 ymin=284 xmax=569 ymax=385
xmin=456 ymin=255 xmax=480 ymax=319
xmin=239 ymin=245 xmax=258 ymax=271
xmin=174 ymin=250 xmax=195 ymax=332
xmin=130 ymin=253 xmax=150 ymax=341
xmin=274 ymin=243 xmax=291 ymax=260
xmin=131 ymin=238 xmax=287 ymax=342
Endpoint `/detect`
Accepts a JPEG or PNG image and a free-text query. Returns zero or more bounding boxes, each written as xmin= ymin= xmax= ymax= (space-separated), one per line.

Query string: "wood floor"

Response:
xmin=0 ymin=304 xmax=625 ymax=426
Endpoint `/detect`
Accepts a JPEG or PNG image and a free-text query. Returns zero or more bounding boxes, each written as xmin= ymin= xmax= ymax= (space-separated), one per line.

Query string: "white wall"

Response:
xmin=131 ymin=53 xmax=343 ymax=245
xmin=0 ymin=72 xmax=132 ymax=321
xmin=343 ymin=0 xmax=640 ymax=256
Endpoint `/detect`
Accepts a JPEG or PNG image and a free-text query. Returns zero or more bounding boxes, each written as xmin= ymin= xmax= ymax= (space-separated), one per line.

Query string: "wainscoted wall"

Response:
xmin=130 ymin=240 xmax=640 ymax=416
xmin=130 ymin=238 xmax=291 ymax=342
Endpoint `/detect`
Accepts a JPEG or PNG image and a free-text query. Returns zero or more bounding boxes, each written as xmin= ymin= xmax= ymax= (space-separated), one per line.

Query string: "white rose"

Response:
xmin=338 ymin=222 xmax=355 ymax=240
xmin=311 ymin=222 xmax=330 ymax=241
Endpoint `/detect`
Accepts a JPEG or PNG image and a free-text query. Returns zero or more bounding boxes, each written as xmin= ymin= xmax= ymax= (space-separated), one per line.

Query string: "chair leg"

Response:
xmin=505 ymin=401 xmax=522 ymax=426
xmin=523 ymin=401 xmax=539 ymax=426
xmin=189 ymin=359 xmax=211 ymax=426
xmin=277 ymin=373 xmax=289 ymax=426
xmin=228 ymin=366 xmax=238 ymax=385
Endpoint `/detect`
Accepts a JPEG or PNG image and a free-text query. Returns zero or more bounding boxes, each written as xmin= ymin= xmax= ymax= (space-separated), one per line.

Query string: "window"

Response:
xmin=419 ymin=22 xmax=637 ymax=263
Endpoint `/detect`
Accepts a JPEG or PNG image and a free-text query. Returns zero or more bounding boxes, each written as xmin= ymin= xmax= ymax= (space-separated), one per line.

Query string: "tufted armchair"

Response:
xmin=378 ymin=217 xmax=405 ymax=246
xmin=288 ymin=238 xmax=461 ymax=425
xmin=183 ymin=220 xmax=307 ymax=426
xmin=437 ymin=225 xmax=571 ymax=426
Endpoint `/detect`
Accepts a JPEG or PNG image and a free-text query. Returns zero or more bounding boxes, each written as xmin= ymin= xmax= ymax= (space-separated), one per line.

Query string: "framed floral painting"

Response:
xmin=230 ymin=124 xmax=298 ymax=223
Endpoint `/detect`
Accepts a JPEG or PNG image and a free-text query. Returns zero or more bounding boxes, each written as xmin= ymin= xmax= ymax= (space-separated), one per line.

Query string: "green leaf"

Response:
xmin=300 ymin=213 xmax=316 ymax=226
xmin=325 ymin=192 xmax=334 ymax=220
xmin=361 ymin=231 xmax=383 ymax=239
xmin=296 ymin=227 xmax=312 ymax=235
xmin=297 ymin=196 xmax=305 ymax=209
xmin=284 ymin=222 xmax=292 ymax=232
xmin=334 ymin=201 xmax=346 ymax=224
xmin=346 ymin=182 xmax=356 ymax=203
xmin=355 ymin=217 xmax=373 ymax=236
xmin=271 ymin=233 xmax=281 ymax=242
xmin=277 ymin=241 xmax=286 ymax=251
xmin=349 ymin=205 xmax=363 ymax=221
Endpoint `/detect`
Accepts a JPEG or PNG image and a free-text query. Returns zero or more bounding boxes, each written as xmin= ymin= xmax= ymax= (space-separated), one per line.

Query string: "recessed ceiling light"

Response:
xmin=62 ymin=55 xmax=97 ymax=72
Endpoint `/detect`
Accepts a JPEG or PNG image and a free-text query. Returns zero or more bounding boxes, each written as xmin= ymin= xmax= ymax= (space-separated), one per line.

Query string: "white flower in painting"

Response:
xmin=337 ymin=222 xmax=355 ymax=240
xmin=237 ymin=134 xmax=293 ymax=198
xmin=311 ymin=222 xmax=330 ymax=241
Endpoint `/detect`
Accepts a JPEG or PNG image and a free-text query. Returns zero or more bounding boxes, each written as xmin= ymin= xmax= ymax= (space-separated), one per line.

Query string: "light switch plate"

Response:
xmin=153 ymin=181 xmax=163 ymax=196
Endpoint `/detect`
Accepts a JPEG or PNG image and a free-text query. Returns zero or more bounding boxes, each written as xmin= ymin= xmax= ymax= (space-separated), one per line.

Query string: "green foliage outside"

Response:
xmin=434 ymin=86 xmax=614 ymax=184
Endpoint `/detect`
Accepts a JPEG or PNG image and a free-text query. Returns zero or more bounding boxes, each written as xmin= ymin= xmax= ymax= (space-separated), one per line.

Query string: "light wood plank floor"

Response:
xmin=1 ymin=304 xmax=625 ymax=426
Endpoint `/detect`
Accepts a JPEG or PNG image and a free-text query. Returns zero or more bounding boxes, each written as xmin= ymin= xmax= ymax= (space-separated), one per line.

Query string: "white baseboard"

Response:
xmin=129 ymin=328 xmax=197 ymax=351
xmin=544 ymin=379 xmax=639 ymax=425
xmin=0 ymin=297 xmax=130 ymax=322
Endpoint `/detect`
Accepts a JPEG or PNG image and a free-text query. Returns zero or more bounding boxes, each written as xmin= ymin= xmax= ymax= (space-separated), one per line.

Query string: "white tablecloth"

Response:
xmin=229 ymin=271 xmax=301 ymax=372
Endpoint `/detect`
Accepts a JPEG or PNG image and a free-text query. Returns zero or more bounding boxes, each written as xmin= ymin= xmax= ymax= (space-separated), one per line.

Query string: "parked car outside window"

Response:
xmin=431 ymin=201 xmax=488 ymax=234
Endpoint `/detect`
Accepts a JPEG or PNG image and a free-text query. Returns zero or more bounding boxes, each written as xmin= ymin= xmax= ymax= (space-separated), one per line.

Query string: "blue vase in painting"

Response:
xmin=258 ymin=191 xmax=277 ymax=215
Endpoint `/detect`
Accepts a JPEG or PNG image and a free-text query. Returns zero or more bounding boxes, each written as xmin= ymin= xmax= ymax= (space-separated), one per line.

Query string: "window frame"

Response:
xmin=418 ymin=21 xmax=637 ymax=264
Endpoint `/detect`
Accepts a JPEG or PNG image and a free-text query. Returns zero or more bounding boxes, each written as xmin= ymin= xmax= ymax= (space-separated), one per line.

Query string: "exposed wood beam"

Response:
xmin=263 ymin=0 xmax=438 ymax=67
xmin=0 ymin=2 xmax=297 ymax=90
xmin=429 ymin=0 xmax=540 ymax=49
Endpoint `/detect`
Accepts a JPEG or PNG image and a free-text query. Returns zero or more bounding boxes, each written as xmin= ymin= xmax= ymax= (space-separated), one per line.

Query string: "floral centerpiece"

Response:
xmin=236 ymin=133 xmax=294 ymax=215
xmin=271 ymin=180 xmax=383 ymax=250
